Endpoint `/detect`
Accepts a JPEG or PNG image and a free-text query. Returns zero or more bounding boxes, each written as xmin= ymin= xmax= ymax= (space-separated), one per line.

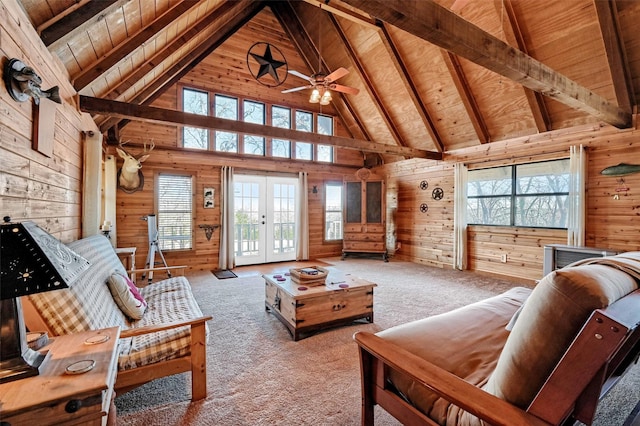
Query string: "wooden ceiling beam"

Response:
xmin=593 ymin=0 xmax=635 ymax=112
xmin=39 ymin=0 xmax=124 ymax=52
xmin=81 ymin=96 xmax=442 ymax=160
xmin=73 ymin=0 xmax=200 ymax=91
xmin=98 ymin=1 xmax=261 ymax=132
xmin=270 ymin=1 xmax=370 ymax=141
xmin=377 ymin=21 xmax=444 ymax=152
xmin=441 ymin=52 xmax=490 ymax=144
xmin=340 ymin=0 xmax=632 ymax=129
xmin=300 ymin=0 xmax=378 ymax=29
xmin=502 ymin=0 xmax=552 ymax=133
xmin=101 ymin=1 xmax=242 ymax=100
xmin=327 ymin=14 xmax=407 ymax=148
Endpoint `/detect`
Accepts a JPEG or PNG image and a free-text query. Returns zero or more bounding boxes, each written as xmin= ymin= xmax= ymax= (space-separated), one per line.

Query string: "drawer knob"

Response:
xmin=65 ymin=399 xmax=82 ymax=413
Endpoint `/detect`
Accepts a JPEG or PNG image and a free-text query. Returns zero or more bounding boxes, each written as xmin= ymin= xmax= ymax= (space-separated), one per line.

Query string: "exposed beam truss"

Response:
xmin=340 ymin=0 xmax=632 ymax=129
xmin=81 ymin=96 xmax=442 ymax=160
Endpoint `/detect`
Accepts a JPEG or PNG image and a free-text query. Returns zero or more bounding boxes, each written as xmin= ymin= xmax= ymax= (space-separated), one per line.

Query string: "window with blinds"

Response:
xmin=156 ymin=173 xmax=193 ymax=250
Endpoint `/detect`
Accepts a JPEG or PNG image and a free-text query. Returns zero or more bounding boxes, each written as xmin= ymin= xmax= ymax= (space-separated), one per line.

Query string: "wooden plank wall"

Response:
xmin=0 ymin=0 xmax=98 ymax=242
xmin=383 ymin=120 xmax=640 ymax=282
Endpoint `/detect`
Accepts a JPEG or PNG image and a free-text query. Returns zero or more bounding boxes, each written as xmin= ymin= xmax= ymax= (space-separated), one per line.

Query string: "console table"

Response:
xmin=0 ymin=327 xmax=120 ymax=425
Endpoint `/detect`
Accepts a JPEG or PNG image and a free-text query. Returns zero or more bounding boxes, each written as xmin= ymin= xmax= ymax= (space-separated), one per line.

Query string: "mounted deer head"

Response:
xmin=116 ymin=141 xmax=154 ymax=193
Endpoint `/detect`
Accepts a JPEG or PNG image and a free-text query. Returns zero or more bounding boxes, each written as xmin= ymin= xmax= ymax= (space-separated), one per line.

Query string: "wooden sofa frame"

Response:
xmin=355 ymin=288 xmax=640 ymax=426
xmin=22 ymin=265 xmax=212 ymax=401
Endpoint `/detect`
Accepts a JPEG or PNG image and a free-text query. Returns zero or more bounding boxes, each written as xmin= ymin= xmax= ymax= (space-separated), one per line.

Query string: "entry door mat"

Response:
xmin=212 ymin=269 xmax=237 ymax=279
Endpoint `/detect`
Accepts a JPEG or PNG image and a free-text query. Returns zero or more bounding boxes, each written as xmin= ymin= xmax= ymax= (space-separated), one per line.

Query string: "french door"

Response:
xmin=233 ymin=175 xmax=298 ymax=266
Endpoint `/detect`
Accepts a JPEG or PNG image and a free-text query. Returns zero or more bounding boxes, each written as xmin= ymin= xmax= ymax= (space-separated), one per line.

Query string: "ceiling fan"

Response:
xmin=281 ymin=67 xmax=359 ymax=105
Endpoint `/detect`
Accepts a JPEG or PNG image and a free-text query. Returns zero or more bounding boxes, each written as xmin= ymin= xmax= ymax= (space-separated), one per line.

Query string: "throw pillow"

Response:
xmin=108 ymin=272 xmax=147 ymax=320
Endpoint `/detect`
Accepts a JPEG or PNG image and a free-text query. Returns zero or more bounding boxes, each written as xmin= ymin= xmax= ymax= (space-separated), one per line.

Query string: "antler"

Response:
xmin=143 ymin=140 xmax=155 ymax=154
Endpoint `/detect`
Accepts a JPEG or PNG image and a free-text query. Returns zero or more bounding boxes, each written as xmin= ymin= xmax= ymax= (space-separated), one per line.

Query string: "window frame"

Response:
xmin=179 ymin=85 xmax=337 ymax=163
xmin=155 ymin=172 xmax=195 ymax=251
xmin=324 ymin=181 xmax=344 ymax=242
xmin=466 ymin=158 xmax=570 ymax=229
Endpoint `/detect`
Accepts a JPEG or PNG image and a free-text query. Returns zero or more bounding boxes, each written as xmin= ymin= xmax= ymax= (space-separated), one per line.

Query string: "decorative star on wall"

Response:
xmin=246 ymin=42 xmax=288 ymax=88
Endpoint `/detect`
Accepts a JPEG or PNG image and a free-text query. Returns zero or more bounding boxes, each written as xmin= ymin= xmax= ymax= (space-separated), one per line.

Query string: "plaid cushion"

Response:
xmin=28 ymin=235 xmax=128 ymax=335
xmin=118 ymin=276 xmax=208 ymax=370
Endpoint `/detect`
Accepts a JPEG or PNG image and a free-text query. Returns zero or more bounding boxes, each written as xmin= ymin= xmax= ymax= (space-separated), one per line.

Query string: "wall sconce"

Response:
xmin=4 ymin=58 xmax=61 ymax=105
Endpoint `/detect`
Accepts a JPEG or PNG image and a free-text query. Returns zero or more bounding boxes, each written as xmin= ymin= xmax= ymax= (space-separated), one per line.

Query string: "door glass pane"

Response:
xmin=346 ymin=182 xmax=362 ymax=223
xmin=234 ymin=182 xmax=260 ymax=257
xmin=366 ymin=181 xmax=382 ymax=223
xmin=272 ymin=183 xmax=296 ymax=255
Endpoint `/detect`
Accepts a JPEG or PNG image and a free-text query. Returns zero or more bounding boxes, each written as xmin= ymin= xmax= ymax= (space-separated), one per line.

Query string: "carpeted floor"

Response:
xmin=115 ymin=258 xmax=640 ymax=425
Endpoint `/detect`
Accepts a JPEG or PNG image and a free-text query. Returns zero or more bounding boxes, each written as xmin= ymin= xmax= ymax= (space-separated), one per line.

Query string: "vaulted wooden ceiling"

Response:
xmin=19 ymin=0 xmax=640 ymax=163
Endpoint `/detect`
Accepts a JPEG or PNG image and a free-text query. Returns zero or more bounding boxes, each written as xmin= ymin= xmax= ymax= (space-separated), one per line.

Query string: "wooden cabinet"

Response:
xmin=343 ymin=168 xmax=387 ymax=261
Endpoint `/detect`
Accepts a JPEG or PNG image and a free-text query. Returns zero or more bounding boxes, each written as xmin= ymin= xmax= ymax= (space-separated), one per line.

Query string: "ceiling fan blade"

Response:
xmin=281 ymin=85 xmax=313 ymax=94
xmin=331 ymin=84 xmax=359 ymax=95
xmin=325 ymin=67 xmax=349 ymax=83
xmin=288 ymin=70 xmax=312 ymax=81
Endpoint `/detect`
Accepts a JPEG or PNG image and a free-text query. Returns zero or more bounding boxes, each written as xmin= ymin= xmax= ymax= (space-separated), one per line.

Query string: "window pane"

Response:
xmin=515 ymin=195 xmax=568 ymax=227
xmin=272 ymin=139 xmax=290 ymax=158
xmin=317 ymin=145 xmax=333 ymax=162
xmin=183 ymin=88 xmax=208 ymax=149
xmin=157 ymin=174 xmax=192 ymax=250
xmin=244 ymin=136 xmax=265 ymax=155
xmin=317 ymin=115 xmax=333 ymax=135
xmin=216 ymin=131 xmax=238 ymax=152
xmin=516 ymin=160 xmax=570 ymax=194
xmin=296 ymin=110 xmax=313 ymax=132
xmin=295 ymin=142 xmax=313 ymax=160
xmin=325 ymin=183 xmax=343 ymax=240
xmin=466 ymin=197 xmax=511 ymax=225
xmin=272 ymin=106 xmax=290 ymax=128
xmin=244 ymin=100 xmax=264 ymax=124
xmin=215 ymin=95 xmax=237 ymax=119
xmin=467 ymin=166 xmax=511 ymax=196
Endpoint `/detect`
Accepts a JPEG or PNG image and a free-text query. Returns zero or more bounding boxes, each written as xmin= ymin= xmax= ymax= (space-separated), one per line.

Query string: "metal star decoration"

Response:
xmin=247 ymin=42 xmax=288 ymax=88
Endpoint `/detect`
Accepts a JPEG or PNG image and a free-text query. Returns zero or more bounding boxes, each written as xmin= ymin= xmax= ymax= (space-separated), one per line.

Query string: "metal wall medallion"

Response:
xmin=246 ymin=42 xmax=288 ymax=88
xmin=420 ymin=203 xmax=429 ymax=213
xmin=419 ymin=180 xmax=428 ymax=190
xmin=432 ymin=187 xmax=444 ymax=200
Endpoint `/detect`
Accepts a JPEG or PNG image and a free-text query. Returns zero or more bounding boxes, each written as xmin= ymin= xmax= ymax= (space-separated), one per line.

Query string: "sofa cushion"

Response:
xmin=376 ymin=286 xmax=531 ymax=423
xmin=483 ymin=263 xmax=639 ymax=409
xmin=28 ymin=235 xmax=128 ymax=335
xmin=108 ymin=272 xmax=147 ymax=320
xmin=117 ymin=276 xmax=207 ymax=370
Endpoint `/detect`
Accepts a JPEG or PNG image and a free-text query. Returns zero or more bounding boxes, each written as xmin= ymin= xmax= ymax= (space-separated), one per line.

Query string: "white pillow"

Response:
xmin=107 ymin=273 xmax=147 ymax=320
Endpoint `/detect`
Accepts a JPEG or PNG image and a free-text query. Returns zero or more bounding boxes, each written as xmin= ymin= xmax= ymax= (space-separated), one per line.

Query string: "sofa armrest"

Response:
xmin=119 ymin=315 xmax=211 ymax=338
xmin=354 ymin=331 xmax=550 ymax=426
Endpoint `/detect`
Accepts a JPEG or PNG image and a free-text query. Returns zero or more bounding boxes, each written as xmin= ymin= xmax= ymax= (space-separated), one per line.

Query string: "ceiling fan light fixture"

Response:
xmin=309 ymin=88 xmax=321 ymax=103
xmin=320 ymin=89 xmax=332 ymax=105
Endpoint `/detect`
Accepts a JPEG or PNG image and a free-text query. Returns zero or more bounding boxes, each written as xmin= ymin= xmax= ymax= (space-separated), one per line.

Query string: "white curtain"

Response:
xmin=219 ymin=166 xmax=235 ymax=270
xmin=453 ymin=163 xmax=468 ymax=270
xmin=567 ymin=145 xmax=587 ymax=246
xmin=296 ymin=172 xmax=309 ymax=260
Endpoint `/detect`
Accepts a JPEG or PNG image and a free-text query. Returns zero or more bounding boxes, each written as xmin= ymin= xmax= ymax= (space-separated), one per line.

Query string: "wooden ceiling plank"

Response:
xmin=441 ymin=51 xmax=490 ymax=144
xmin=270 ymin=1 xmax=370 ymax=141
xmin=503 ymin=0 xmax=552 ymax=133
xmin=99 ymin=0 xmax=262 ymax=132
xmin=593 ymin=0 xmax=635 ymax=111
xmin=40 ymin=0 xmax=121 ymax=50
xmin=73 ymin=0 xmax=201 ymax=91
xmin=327 ymin=13 xmax=407 ymax=148
xmin=378 ymin=21 xmax=444 ymax=152
xmin=81 ymin=95 xmax=442 ymax=160
xmin=340 ymin=0 xmax=632 ymax=129
xmin=102 ymin=1 xmax=242 ymax=100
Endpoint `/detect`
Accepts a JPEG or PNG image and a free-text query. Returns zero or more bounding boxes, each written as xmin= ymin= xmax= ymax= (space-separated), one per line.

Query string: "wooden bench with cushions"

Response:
xmin=21 ymin=234 xmax=212 ymax=401
xmin=355 ymin=252 xmax=640 ymax=425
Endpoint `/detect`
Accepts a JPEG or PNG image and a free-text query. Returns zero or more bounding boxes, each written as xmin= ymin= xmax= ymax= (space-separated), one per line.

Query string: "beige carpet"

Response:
xmin=115 ymin=258 xmax=639 ymax=425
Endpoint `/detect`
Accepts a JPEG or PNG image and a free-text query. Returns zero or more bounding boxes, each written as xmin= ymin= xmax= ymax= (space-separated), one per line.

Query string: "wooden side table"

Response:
xmin=0 ymin=327 xmax=120 ymax=425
